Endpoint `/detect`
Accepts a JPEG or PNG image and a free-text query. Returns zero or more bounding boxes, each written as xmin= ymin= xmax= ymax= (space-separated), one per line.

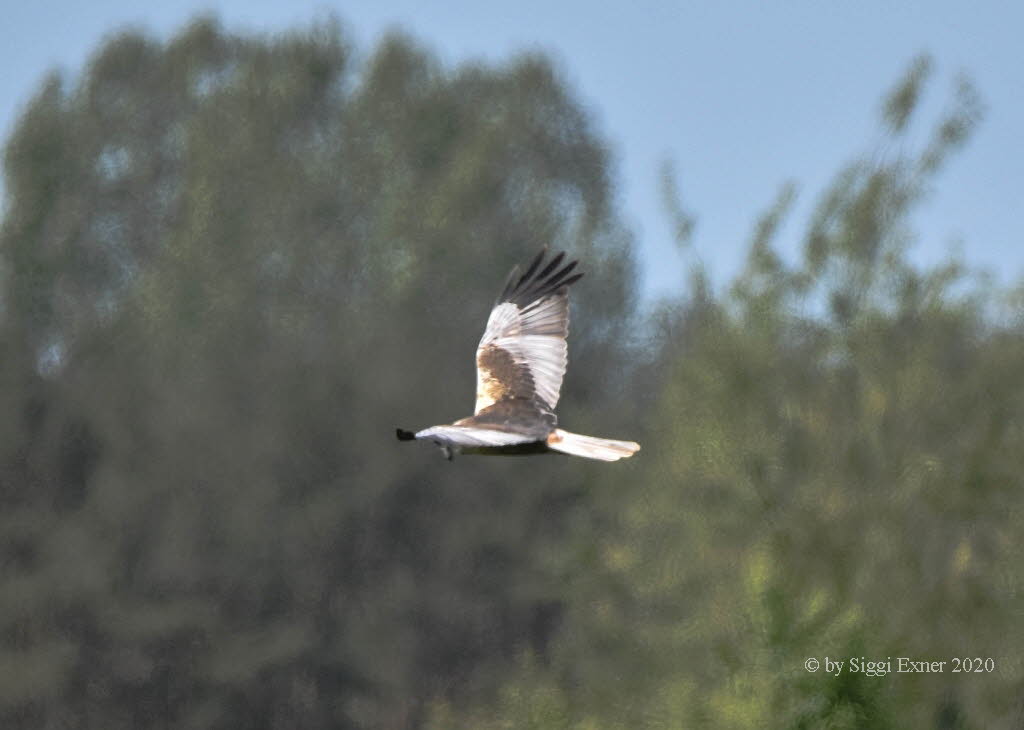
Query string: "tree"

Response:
xmin=434 ymin=58 xmax=1024 ymax=730
xmin=0 ymin=17 xmax=637 ymax=729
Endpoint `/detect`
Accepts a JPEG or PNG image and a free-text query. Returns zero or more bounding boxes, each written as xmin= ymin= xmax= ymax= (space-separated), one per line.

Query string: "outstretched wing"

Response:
xmin=474 ymin=249 xmax=583 ymax=414
xmin=414 ymin=424 xmax=537 ymax=448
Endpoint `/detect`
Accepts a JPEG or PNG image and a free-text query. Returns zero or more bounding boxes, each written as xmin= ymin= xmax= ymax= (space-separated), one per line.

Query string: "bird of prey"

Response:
xmin=397 ymin=249 xmax=640 ymax=462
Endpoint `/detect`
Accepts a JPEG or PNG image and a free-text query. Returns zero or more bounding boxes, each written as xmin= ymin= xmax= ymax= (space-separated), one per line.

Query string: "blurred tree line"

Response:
xmin=1 ymin=17 xmax=1021 ymax=730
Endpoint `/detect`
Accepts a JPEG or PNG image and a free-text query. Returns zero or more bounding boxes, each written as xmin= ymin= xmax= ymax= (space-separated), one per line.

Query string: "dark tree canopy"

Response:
xmin=2 ymin=16 xmax=1021 ymax=730
xmin=0 ymin=17 xmax=636 ymax=729
xmin=431 ymin=57 xmax=1024 ymax=730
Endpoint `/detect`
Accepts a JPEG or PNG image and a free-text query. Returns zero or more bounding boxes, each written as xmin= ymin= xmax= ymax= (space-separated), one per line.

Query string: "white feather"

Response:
xmin=416 ymin=425 xmax=536 ymax=448
xmin=545 ymin=429 xmax=641 ymax=462
xmin=475 ymin=296 xmax=569 ymax=413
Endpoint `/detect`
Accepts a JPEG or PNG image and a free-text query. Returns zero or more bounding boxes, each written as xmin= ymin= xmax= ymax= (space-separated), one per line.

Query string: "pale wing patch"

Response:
xmin=415 ymin=425 xmax=536 ymax=448
xmin=474 ymin=295 xmax=570 ymax=413
xmin=488 ymin=335 xmax=565 ymax=408
xmin=479 ymin=302 xmax=522 ymax=344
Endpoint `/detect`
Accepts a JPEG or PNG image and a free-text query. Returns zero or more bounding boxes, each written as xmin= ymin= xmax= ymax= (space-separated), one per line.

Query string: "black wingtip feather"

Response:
xmin=541 ymin=260 xmax=577 ymax=289
xmin=561 ymin=272 xmax=584 ymax=289
xmin=396 ymin=428 xmax=416 ymax=441
xmin=499 ymin=249 xmax=583 ymax=307
xmin=498 ymin=264 xmax=520 ymax=303
xmin=513 ymin=247 xmax=547 ymax=292
xmin=535 ymin=251 xmax=565 ymax=281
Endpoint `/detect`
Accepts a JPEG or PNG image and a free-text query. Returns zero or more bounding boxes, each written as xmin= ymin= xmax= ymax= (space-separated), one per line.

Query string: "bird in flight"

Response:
xmin=397 ymin=249 xmax=640 ymax=461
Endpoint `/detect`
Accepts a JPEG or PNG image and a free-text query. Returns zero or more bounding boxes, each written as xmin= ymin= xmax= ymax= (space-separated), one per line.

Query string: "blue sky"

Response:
xmin=3 ymin=1 xmax=1021 ymax=298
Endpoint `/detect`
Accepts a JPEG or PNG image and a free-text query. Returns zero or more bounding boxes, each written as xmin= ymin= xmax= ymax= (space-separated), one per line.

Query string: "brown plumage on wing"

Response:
xmin=397 ymin=249 xmax=640 ymax=461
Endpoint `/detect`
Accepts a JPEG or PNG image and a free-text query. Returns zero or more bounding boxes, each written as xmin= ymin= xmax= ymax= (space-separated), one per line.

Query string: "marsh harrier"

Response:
xmin=397 ymin=249 xmax=640 ymax=461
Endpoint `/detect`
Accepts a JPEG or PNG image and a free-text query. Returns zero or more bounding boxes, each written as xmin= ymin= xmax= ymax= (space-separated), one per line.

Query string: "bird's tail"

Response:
xmin=546 ymin=429 xmax=640 ymax=462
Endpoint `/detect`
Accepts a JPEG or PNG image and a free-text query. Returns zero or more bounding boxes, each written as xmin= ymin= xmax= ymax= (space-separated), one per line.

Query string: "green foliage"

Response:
xmin=0 ymin=16 xmax=634 ymax=729
xmin=2 ymin=18 xmax=1021 ymax=730
xmin=430 ymin=59 xmax=1023 ymax=730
